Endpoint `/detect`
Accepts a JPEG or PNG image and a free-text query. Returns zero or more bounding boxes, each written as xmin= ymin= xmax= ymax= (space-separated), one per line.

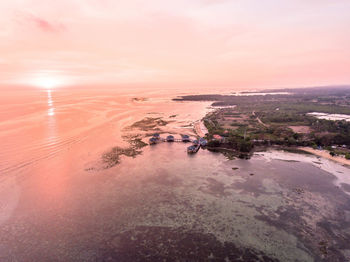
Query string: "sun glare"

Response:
xmin=32 ymin=76 xmax=64 ymax=89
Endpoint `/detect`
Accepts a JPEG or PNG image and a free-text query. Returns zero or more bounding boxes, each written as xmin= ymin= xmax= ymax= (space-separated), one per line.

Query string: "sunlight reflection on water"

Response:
xmin=47 ymin=90 xmax=54 ymax=116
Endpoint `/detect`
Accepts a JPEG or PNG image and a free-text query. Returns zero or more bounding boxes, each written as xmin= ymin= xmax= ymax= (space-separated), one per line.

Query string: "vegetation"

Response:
xmin=127 ymin=117 xmax=171 ymax=131
xmin=102 ymin=146 xmax=143 ymax=168
xmin=103 ymin=136 xmax=148 ymax=168
xmin=177 ymin=86 xmax=350 ymax=157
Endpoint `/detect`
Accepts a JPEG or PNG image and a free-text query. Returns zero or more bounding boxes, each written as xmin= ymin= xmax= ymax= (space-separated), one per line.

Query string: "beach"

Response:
xmin=194 ymin=120 xmax=208 ymax=137
xmin=299 ymin=147 xmax=350 ymax=166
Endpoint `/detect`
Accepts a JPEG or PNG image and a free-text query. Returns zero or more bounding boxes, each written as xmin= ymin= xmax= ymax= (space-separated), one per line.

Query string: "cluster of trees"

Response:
xmin=259 ymin=112 xmax=350 ymax=147
xmin=312 ymin=119 xmax=350 ymax=133
xmin=226 ymin=136 xmax=254 ymax=152
xmin=329 ymin=151 xmax=350 ymax=158
xmin=311 ymin=133 xmax=350 ymax=147
xmin=260 ymin=112 xmax=311 ymax=124
xmin=309 ymin=119 xmax=350 ymax=147
xmin=206 ymin=133 xmax=253 ymax=153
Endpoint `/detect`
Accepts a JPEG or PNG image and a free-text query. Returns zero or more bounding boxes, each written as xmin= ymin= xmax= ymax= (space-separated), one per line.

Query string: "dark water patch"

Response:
xmin=104 ymin=226 xmax=280 ymax=262
xmin=229 ymin=175 xmax=268 ymax=197
xmin=198 ymin=178 xmax=229 ymax=197
xmin=255 ymin=206 xmax=322 ymax=261
xmin=315 ymin=220 xmax=350 ymax=260
xmin=248 ymin=159 xmax=347 ymax=200
xmin=224 ymin=156 xmax=350 ymax=261
xmin=253 ymin=188 xmax=350 ymax=261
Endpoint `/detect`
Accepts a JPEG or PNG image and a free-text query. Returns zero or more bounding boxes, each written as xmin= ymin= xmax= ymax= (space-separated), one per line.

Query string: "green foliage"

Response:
xmin=226 ymin=135 xmax=253 ymax=152
xmin=207 ymin=140 xmax=221 ymax=147
xmin=293 ymin=133 xmax=300 ymax=140
xmin=200 ymin=88 xmax=350 ymax=152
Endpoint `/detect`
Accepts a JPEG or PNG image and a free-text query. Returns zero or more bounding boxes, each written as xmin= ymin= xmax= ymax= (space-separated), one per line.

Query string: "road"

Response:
xmin=253 ymin=111 xmax=268 ymax=127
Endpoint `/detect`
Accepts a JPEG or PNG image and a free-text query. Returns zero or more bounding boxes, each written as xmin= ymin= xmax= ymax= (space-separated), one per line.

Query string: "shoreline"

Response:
xmin=299 ymin=147 xmax=350 ymax=166
xmin=255 ymin=148 xmax=350 ymax=195
xmin=193 ymin=120 xmax=208 ymax=137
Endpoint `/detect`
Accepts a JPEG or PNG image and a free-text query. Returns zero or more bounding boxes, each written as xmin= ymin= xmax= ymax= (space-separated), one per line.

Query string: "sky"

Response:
xmin=0 ymin=0 xmax=349 ymax=89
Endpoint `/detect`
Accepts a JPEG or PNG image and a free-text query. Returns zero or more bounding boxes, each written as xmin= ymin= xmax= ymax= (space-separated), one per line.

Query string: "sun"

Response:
xmin=32 ymin=76 xmax=65 ymax=89
xmin=34 ymin=77 xmax=60 ymax=89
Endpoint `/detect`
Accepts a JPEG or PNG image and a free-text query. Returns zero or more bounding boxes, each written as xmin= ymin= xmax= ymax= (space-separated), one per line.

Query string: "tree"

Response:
xmin=208 ymin=140 xmax=220 ymax=147
xmin=293 ymin=133 xmax=300 ymax=140
xmin=238 ymin=140 xmax=253 ymax=152
xmin=345 ymin=153 xmax=350 ymax=160
xmin=330 ymin=151 xmax=336 ymax=157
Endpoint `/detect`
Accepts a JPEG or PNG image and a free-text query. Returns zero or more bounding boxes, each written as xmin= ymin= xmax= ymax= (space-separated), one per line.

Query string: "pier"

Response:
xmin=149 ymin=134 xmax=206 ymax=154
xmin=159 ymin=138 xmax=185 ymax=142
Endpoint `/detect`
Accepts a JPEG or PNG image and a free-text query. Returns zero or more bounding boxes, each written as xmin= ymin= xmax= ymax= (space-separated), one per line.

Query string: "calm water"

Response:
xmin=0 ymin=88 xmax=350 ymax=261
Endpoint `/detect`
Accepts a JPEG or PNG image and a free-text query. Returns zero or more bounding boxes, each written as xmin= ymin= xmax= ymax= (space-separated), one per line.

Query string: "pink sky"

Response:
xmin=0 ymin=0 xmax=349 ymax=89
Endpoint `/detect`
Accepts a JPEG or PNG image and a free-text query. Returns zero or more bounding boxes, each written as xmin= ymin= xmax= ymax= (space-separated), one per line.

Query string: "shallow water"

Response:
xmin=0 ymin=88 xmax=209 ymax=177
xmin=308 ymin=112 xmax=350 ymax=122
xmin=0 ymin=88 xmax=350 ymax=261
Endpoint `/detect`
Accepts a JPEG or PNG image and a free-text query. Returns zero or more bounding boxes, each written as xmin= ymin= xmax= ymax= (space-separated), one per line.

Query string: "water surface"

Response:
xmin=0 ymin=88 xmax=350 ymax=261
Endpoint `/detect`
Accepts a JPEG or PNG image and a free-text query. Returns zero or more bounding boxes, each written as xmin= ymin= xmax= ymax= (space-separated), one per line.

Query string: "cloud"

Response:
xmin=1 ymin=0 xmax=349 ymax=88
xmin=17 ymin=12 xmax=66 ymax=33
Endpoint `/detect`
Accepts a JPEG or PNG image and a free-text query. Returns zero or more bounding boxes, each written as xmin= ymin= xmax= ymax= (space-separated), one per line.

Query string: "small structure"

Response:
xmin=199 ymin=138 xmax=207 ymax=147
xmin=152 ymin=133 xmax=160 ymax=140
xmin=187 ymin=145 xmax=200 ymax=154
xmin=181 ymin=135 xmax=191 ymax=142
xmin=166 ymin=135 xmax=175 ymax=142
xmin=213 ymin=134 xmax=224 ymax=142
xmin=149 ymin=137 xmax=158 ymax=145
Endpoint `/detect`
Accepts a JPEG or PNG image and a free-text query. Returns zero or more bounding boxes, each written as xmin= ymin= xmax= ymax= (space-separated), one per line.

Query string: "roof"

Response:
xmin=213 ymin=134 xmax=223 ymax=140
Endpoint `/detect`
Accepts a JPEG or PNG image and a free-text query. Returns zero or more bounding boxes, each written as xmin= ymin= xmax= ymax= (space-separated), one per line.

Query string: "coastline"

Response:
xmin=194 ymin=120 xmax=208 ymax=137
xmin=299 ymin=147 xmax=350 ymax=166
xmin=255 ymin=149 xmax=350 ymax=195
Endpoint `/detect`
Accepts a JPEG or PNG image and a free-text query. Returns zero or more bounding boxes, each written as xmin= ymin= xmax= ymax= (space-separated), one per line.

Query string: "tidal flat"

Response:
xmin=1 ymin=143 xmax=350 ymax=261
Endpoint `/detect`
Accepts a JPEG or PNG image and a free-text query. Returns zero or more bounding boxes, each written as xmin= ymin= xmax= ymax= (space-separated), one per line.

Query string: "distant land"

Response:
xmin=174 ymin=86 xmax=350 ymax=162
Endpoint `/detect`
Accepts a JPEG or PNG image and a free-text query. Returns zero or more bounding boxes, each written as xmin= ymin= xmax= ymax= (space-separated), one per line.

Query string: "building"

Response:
xmin=213 ymin=134 xmax=224 ymax=142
